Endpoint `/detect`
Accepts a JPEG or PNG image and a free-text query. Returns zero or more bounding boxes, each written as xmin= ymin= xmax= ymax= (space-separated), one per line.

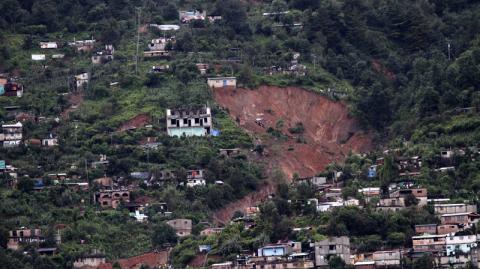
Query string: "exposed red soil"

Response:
xmin=118 ymin=250 xmax=169 ymax=269
xmin=187 ymin=254 xmax=221 ymax=268
xmin=117 ymin=113 xmax=152 ymax=132
xmin=372 ymin=59 xmax=396 ymax=81
xmin=61 ymin=93 xmax=84 ymax=120
xmin=79 ymin=251 xmax=169 ymax=269
xmin=212 ymin=85 xmax=373 ymax=223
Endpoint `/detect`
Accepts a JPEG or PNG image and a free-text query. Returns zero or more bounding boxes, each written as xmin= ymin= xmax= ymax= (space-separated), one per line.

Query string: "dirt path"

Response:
xmin=60 ymin=93 xmax=84 ymax=120
xmin=212 ymin=85 xmax=374 ymax=224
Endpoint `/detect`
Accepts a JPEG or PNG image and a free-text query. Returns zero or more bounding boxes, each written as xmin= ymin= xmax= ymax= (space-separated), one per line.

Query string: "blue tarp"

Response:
xmin=211 ymin=129 xmax=221 ymax=136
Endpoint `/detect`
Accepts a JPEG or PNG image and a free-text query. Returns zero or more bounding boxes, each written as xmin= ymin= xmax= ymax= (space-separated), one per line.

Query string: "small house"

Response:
xmin=91 ymin=45 xmax=114 ymax=64
xmin=39 ymin=42 xmax=58 ymax=49
xmin=75 ymin=73 xmax=89 ymax=90
xmin=2 ymin=80 xmax=23 ymax=97
xmin=166 ymin=219 xmax=192 ymax=237
xmin=31 ymin=54 xmax=46 ymax=61
xmin=166 ymin=107 xmax=212 ymax=137
xmin=186 ymin=169 xmax=206 ymax=187
xmin=179 ymin=10 xmax=206 ymax=23
xmin=207 ymin=77 xmax=237 ymax=89
xmin=148 ymin=37 xmax=174 ymax=51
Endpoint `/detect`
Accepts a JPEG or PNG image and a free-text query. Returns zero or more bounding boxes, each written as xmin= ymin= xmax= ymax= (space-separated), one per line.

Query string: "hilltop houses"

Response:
xmin=315 ymin=237 xmax=351 ymax=268
xmin=96 ymin=189 xmax=130 ymax=209
xmin=166 ymin=107 xmax=212 ymax=137
xmin=186 ymin=169 xmax=206 ymax=187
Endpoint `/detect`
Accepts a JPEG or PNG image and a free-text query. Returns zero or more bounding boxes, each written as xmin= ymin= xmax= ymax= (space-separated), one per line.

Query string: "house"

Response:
xmin=437 ymin=224 xmax=461 ymax=235
xmin=143 ymin=50 xmax=170 ymax=58
xmin=258 ymin=243 xmax=294 ymax=257
xmin=166 ymin=107 xmax=212 ymax=137
xmin=2 ymin=122 xmax=23 ymax=147
xmin=32 ymin=54 xmax=46 ymax=61
xmin=434 ymin=203 xmax=477 ymax=216
xmin=149 ymin=24 xmax=180 ymax=31
xmin=75 ymin=73 xmax=89 ymax=90
xmin=234 ymin=254 xmax=315 ymax=269
xmin=130 ymin=210 xmax=148 ymax=222
xmin=415 ymin=224 xmax=438 ymax=235
xmin=42 ymin=136 xmax=58 ymax=147
xmin=73 ymin=250 xmax=107 ymax=269
xmin=245 ymin=206 xmax=259 ymax=217
xmin=179 ymin=10 xmax=206 ymax=23
xmin=411 ymin=234 xmax=447 ymax=254
xmin=186 ymin=169 xmax=206 ymax=187
xmin=68 ymin=39 xmax=96 ymax=52
xmin=442 ymin=235 xmax=478 ymax=267
xmin=52 ymin=54 xmax=65 ymax=59
xmin=372 ymin=250 xmax=402 ymax=267
xmin=7 ymin=228 xmax=44 ymax=250
xmin=201 ymin=227 xmax=224 ymax=236
xmin=96 ymin=189 xmax=130 ymax=209
xmin=315 ymin=237 xmax=351 ymax=268
xmin=148 ymin=38 xmax=174 ymax=51
xmin=39 ymin=42 xmax=58 ymax=49
xmin=196 ymin=63 xmax=209 ymax=75
xmin=440 ymin=212 xmax=480 ymax=226
xmin=207 ymin=77 xmax=237 ymax=89
xmin=296 ymin=176 xmax=327 ymax=187
xmin=166 ymin=219 xmax=192 ymax=237
xmin=91 ymin=45 xmax=114 ymax=64
xmin=317 ymin=201 xmax=343 ymax=212
xmin=390 ymin=188 xmax=428 ymax=206
xmin=1 ymin=79 xmax=24 ymax=97
xmin=152 ymin=65 xmax=170 ymax=73
xmin=358 ymin=187 xmax=380 ymax=197
xmin=219 ymin=148 xmax=241 ymax=158
xmin=378 ymin=197 xmax=405 ymax=207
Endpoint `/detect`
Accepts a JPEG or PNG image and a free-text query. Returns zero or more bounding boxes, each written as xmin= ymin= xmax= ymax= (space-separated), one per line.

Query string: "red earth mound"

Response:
xmin=212 ymin=86 xmax=373 ymax=223
xmin=117 ymin=113 xmax=152 ymax=132
xmin=214 ymin=85 xmax=373 ymax=178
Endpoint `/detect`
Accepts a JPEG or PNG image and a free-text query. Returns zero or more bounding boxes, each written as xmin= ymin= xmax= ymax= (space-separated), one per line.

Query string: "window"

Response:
xmin=329 ymin=245 xmax=336 ymax=250
xmin=171 ymin=119 xmax=176 ymax=125
xmin=195 ymin=118 xmax=200 ymax=124
xmin=183 ymin=119 xmax=188 ymax=124
xmin=204 ymin=118 xmax=208 ymax=122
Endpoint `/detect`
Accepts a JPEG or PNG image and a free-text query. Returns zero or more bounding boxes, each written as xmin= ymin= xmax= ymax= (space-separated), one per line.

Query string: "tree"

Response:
xmin=17 ymin=178 xmax=34 ymax=193
xmin=152 ymin=223 xmax=178 ymax=247
xmin=379 ymin=156 xmax=397 ymax=193
xmin=413 ymin=254 xmax=434 ymax=269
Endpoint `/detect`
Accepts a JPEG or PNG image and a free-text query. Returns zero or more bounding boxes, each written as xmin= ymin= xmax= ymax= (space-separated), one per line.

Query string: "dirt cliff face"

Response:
xmin=214 ymin=85 xmax=373 ymax=178
xmin=212 ymin=85 xmax=373 ymax=223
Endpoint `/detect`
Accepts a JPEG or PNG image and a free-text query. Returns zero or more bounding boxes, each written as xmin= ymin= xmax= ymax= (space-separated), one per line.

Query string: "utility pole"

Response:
xmin=135 ymin=7 xmax=142 ymax=75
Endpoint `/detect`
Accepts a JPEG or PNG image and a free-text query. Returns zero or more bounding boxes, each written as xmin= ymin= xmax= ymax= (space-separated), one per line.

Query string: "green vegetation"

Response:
xmin=1 ymin=0 xmax=480 ymax=268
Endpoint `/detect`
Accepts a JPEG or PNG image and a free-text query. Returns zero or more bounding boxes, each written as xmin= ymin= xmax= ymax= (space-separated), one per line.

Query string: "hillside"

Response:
xmin=1 ymin=0 xmax=480 ymax=269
